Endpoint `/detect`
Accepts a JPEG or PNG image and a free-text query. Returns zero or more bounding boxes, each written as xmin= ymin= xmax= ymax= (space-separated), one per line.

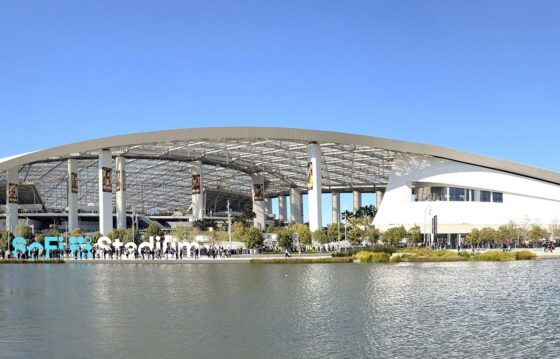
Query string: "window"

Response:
xmin=492 ymin=192 xmax=503 ymax=203
xmin=449 ymin=187 xmax=466 ymax=201
xmin=480 ymin=191 xmax=491 ymax=202
xmin=467 ymin=189 xmax=475 ymax=202
xmin=430 ymin=187 xmax=448 ymax=201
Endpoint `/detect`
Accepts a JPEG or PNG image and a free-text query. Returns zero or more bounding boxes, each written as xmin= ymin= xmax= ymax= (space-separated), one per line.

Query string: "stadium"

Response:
xmin=1 ymin=127 xmax=560 ymax=248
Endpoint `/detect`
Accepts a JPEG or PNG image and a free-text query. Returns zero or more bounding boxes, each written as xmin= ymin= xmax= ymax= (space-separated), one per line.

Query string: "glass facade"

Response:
xmin=414 ymin=184 xmax=503 ymax=203
xmin=480 ymin=191 xmax=491 ymax=202
xmin=449 ymin=187 xmax=466 ymax=201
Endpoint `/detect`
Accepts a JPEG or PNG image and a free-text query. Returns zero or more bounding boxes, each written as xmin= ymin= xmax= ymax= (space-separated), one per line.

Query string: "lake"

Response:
xmin=0 ymin=261 xmax=559 ymax=358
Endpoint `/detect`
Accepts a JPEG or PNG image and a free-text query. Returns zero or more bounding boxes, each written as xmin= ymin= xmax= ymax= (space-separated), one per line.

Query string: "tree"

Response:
xmin=479 ymin=227 xmax=497 ymax=246
xmin=496 ymin=225 xmax=515 ymax=246
xmin=312 ymin=229 xmax=329 ymax=244
xmin=276 ymin=228 xmax=293 ymax=249
xmin=237 ymin=204 xmax=256 ymax=225
xmin=347 ymin=226 xmax=365 ymax=246
xmin=382 ymin=226 xmax=407 ymax=246
xmin=528 ymin=224 xmax=548 ymax=246
xmin=91 ymin=231 xmax=102 ymax=242
xmin=145 ymin=223 xmax=163 ymax=239
xmin=0 ymin=230 xmax=11 ymax=250
xmin=408 ymin=225 xmax=422 ymax=244
xmin=15 ymin=224 xmax=33 ymax=241
xmin=45 ymin=228 xmax=61 ymax=238
xmin=172 ymin=226 xmax=191 ymax=241
xmin=288 ymin=224 xmax=311 ymax=245
xmin=192 ymin=219 xmax=217 ymax=231
xmin=71 ymin=228 xmax=85 ymax=237
xmin=231 ymin=222 xmax=246 ymax=242
xmin=364 ymin=227 xmax=381 ymax=244
xmin=34 ymin=233 xmax=45 ymax=245
xmin=326 ymin=223 xmax=341 ymax=242
xmin=244 ymin=227 xmax=264 ymax=249
xmin=466 ymin=228 xmax=481 ymax=247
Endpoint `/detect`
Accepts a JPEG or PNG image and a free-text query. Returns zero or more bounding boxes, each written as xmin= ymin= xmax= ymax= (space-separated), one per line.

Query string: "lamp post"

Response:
xmin=227 ymin=200 xmax=232 ymax=251
xmin=424 ymin=206 xmax=432 ymax=247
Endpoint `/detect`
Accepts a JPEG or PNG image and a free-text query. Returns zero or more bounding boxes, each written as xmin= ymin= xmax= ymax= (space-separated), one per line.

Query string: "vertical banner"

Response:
xmin=116 ymin=171 xmax=125 ymax=192
xmin=192 ymin=174 xmax=201 ymax=194
xmin=102 ymin=167 xmax=112 ymax=193
xmin=70 ymin=173 xmax=78 ymax=194
xmin=253 ymin=184 xmax=264 ymax=201
xmin=306 ymin=162 xmax=314 ymax=190
xmin=8 ymin=183 xmax=18 ymax=204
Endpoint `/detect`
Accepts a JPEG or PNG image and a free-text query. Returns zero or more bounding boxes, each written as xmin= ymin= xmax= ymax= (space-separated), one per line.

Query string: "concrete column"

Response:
xmin=352 ymin=190 xmax=362 ymax=212
xmin=5 ymin=168 xmax=18 ymax=233
xmin=98 ymin=150 xmax=113 ymax=235
xmin=191 ymin=161 xmax=204 ymax=220
xmin=116 ymin=157 xmax=127 ymax=229
xmin=290 ymin=187 xmax=303 ymax=224
xmin=376 ymin=189 xmax=385 ymax=209
xmin=67 ymin=159 xmax=79 ymax=232
xmin=278 ymin=195 xmax=287 ymax=222
xmin=252 ymin=175 xmax=266 ymax=229
xmin=332 ymin=192 xmax=340 ymax=224
xmin=307 ymin=142 xmax=322 ymax=231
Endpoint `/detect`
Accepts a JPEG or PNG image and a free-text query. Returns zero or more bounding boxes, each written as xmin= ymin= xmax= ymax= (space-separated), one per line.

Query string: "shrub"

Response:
xmin=354 ymin=251 xmax=391 ymax=263
xmin=515 ymin=250 xmax=537 ymax=260
xmin=473 ymin=250 xmax=516 ymax=261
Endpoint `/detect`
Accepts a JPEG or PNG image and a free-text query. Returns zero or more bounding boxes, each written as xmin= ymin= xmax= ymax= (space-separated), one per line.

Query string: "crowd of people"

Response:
xmin=0 ymin=245 xmax=240 ymax=260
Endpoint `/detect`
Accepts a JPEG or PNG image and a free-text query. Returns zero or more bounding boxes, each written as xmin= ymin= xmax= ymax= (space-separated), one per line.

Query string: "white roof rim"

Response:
xmin=0 ymin=126 xmax=558 ymax=185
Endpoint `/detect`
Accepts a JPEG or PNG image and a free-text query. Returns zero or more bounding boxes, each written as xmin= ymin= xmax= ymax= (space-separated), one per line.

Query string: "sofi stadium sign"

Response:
xmin=11 ymin=235 xmax=180 ymax=258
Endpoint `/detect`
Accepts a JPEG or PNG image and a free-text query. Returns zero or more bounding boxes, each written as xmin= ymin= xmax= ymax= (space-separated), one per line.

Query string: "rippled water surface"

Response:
xmin=1 ymin=261 xmax=560 ymax=358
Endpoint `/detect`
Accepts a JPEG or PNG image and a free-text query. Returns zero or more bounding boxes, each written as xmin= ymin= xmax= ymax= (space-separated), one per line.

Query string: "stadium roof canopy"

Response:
xmin=0 ymin=127 xmax=558 ymax=214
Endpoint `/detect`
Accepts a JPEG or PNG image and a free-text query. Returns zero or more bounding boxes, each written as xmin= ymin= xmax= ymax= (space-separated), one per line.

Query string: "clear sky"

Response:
xmin=1 ymin=1 xmax=559 ymax=223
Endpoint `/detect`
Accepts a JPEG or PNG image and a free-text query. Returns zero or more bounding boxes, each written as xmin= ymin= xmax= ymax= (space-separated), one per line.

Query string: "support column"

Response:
xmin=353 ymin=190 xmax=362 ymax=212
xmin=67 ymin=159 xmax=79 ymax=232
xmin=5 ymin=168 xmax=18 ymax=233
xmin=290 ymin=188 xmax=303 ymax=224
xmin=116 ymin=157 xmax=127 ymax=229
xmin=98 ymin=150 xmax=113 ymax=235
xmin=278 ymin=195 xmax=287 ymax=222
xmin=376 ymin=189 xmax=384 ymax=209
xmin=191 ymin=161 xmax=204 ymax=220
xmin=252 ymin=175 xmax=266 ymax=229
xmin=307 ymin=142 xmax=322 ymax=231
xmin=332 ymin=192 xmax=340 ymax=224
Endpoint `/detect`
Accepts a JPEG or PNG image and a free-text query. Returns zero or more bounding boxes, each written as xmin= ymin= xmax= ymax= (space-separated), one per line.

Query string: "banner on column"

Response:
xmin=70 ymin=173 xmax=78 ymax=194
xmin=116 ymin=171 xmax=125 ymax=192
xmin=253 ymin=184 xmax=264 ymax=201
xmin=8 ymin=183 xmax=18 ymax=204
xmin=306 ymin=162 xmax=314 ymax=190
xmin=102 ymin=167 xmax=112 ymax=193
xmin=192 ymin=174 xmax=201 ymax=194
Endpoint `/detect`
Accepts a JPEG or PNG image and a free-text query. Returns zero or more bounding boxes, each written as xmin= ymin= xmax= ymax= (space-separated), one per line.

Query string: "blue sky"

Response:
xmin=1 ymin=0 xmax=559 ymax=223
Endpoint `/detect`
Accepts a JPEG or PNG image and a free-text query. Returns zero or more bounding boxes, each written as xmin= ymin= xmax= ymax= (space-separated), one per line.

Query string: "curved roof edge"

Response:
xmin=1 ymin=127 xmax=559 ymax=185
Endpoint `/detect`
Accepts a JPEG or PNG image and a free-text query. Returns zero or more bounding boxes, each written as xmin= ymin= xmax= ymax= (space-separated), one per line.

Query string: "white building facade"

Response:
xmin=374 ymin=154 xmax=560 ymax=244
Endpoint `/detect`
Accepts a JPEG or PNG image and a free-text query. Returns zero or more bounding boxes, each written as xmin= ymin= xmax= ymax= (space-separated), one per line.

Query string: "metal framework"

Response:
xmin=0 ymin=138 xmax=393 ymax=215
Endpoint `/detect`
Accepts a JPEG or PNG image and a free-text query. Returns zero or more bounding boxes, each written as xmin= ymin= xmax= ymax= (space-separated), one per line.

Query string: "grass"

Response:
xmin=397 ymin=248 xmax=467 ymax=262
xmin=250 ymin=257 xmax=353 ymax=264
xmin=0 ymin=259 xmax=65 ymax=264
xmin=354 ymin=251 xmax=391 ymax=263
xmin=472 ymin=250 xmax=516 ymax=261
xmin=514 ymin=250 xmax=537 ymax=260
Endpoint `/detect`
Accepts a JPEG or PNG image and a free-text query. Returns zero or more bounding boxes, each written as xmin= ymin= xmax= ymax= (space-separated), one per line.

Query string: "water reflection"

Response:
xmin=0 ymin=261 xmax=559 ymax=358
